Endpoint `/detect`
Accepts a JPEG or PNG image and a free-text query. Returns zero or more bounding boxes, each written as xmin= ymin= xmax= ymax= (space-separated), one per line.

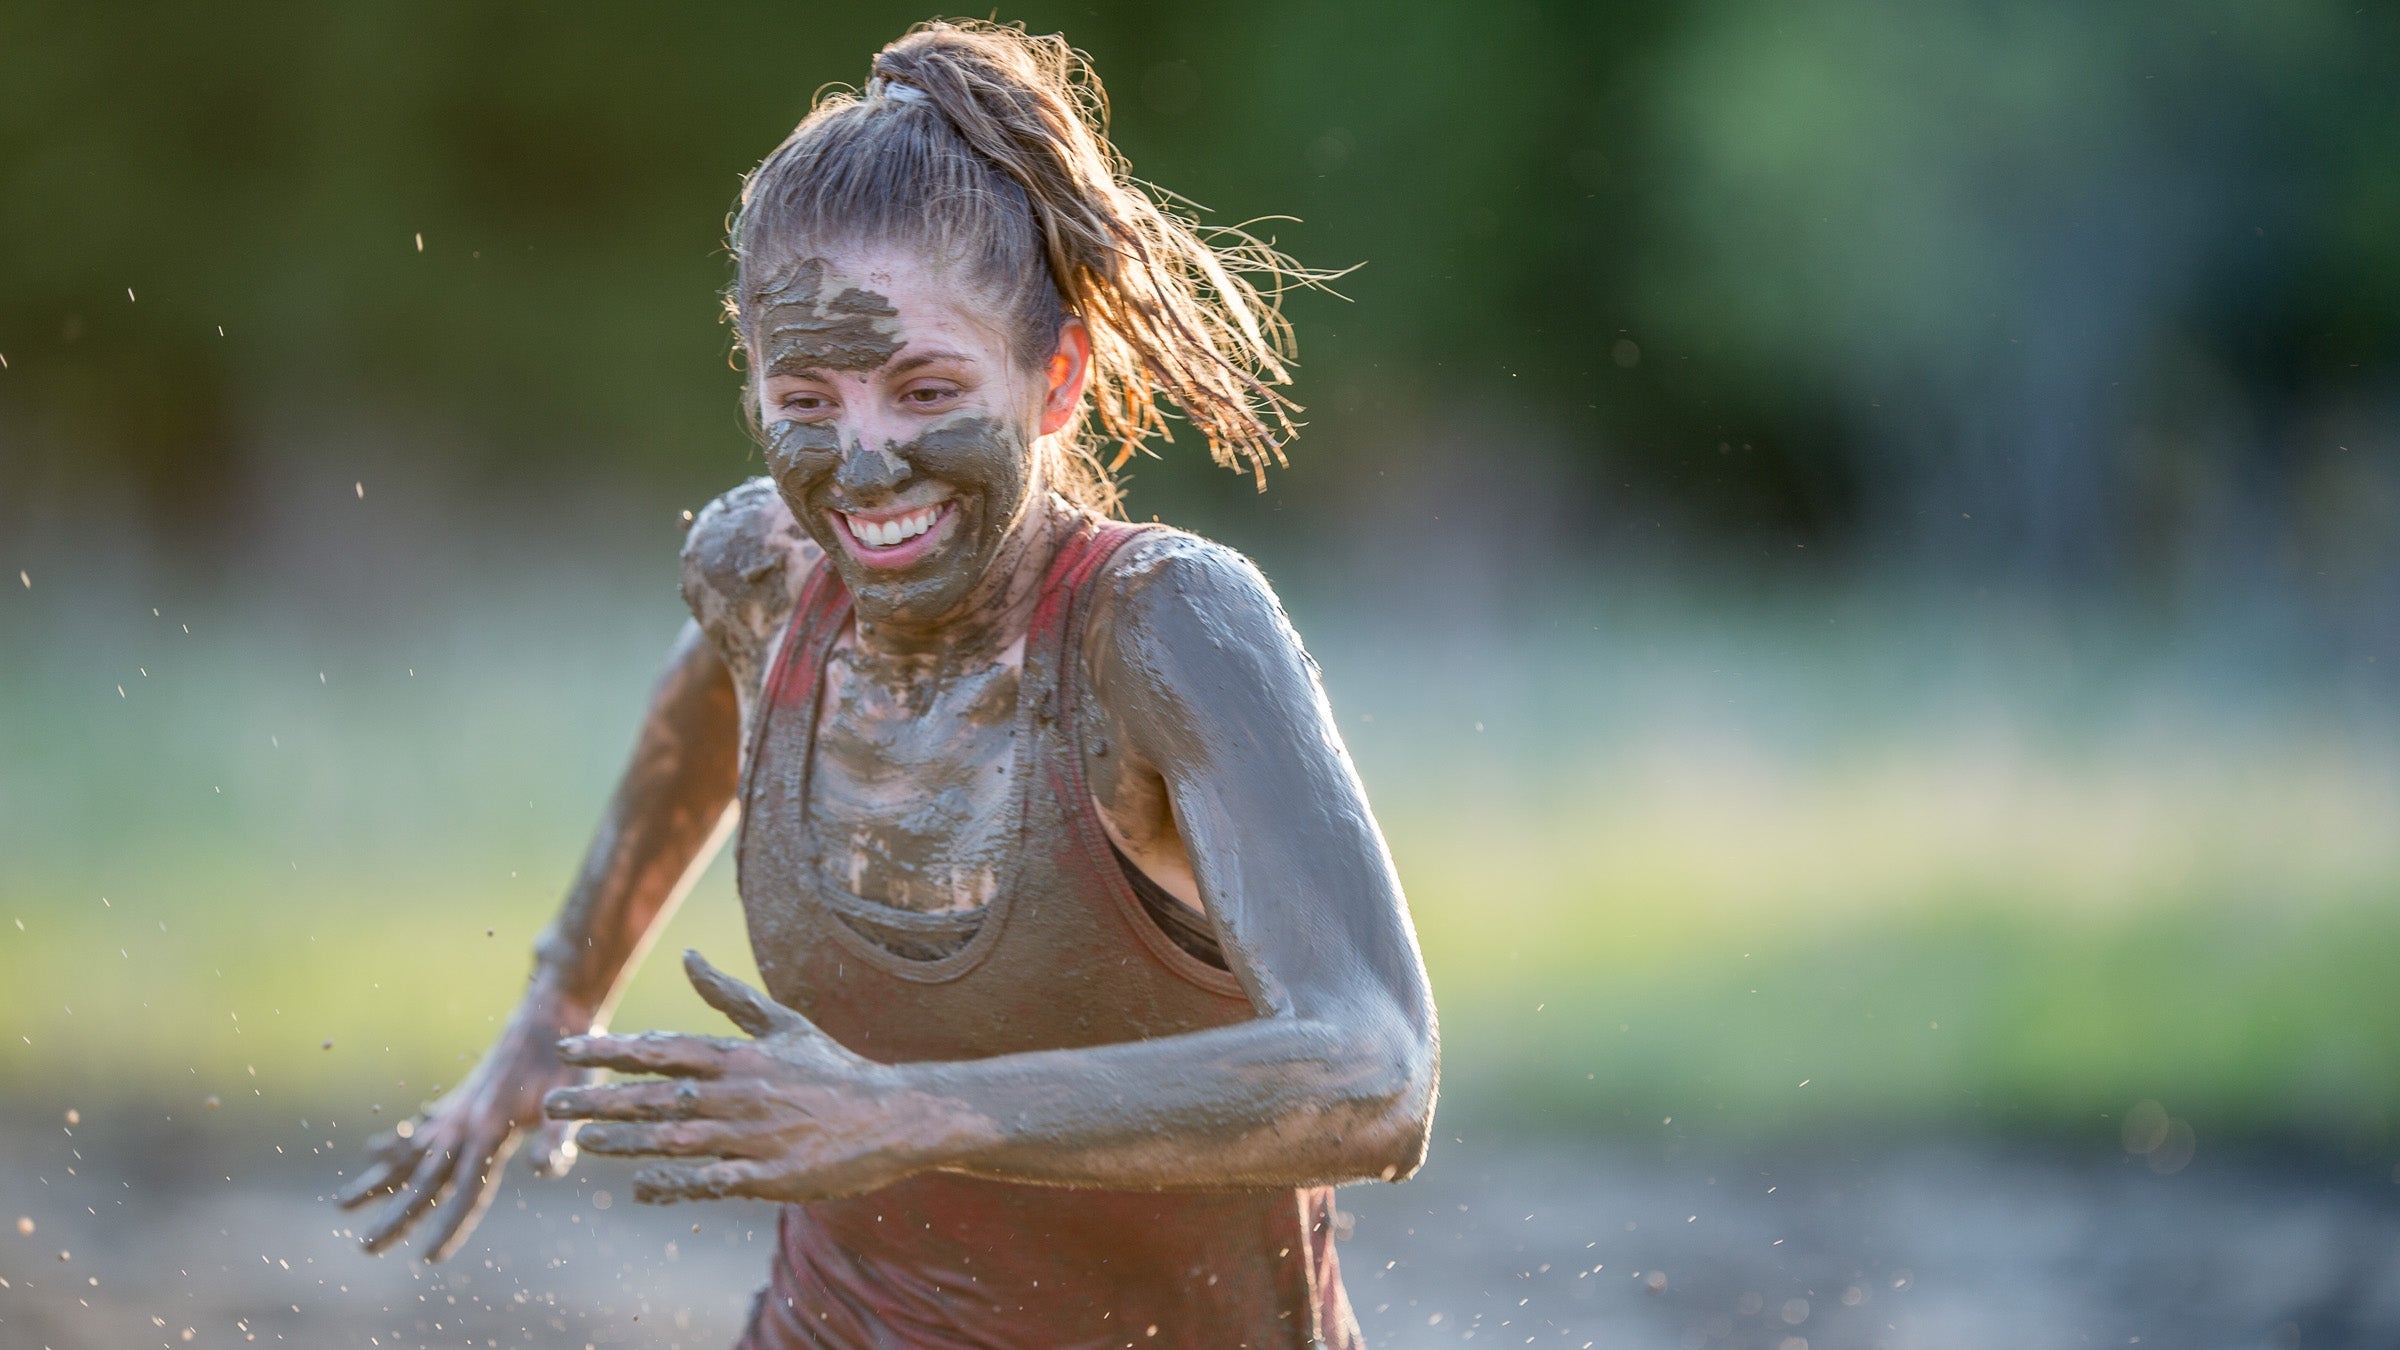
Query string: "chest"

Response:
xmin=804 ymin=639 xmax=1027 ymax=914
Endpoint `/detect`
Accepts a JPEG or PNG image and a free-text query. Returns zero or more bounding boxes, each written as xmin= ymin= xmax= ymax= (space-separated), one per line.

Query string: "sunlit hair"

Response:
xmin=729 ymin=19 xmax=1331 ymax=515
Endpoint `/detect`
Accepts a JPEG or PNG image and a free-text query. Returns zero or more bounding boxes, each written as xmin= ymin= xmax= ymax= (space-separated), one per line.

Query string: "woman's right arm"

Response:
xmin=336 ymin=618 xmax=742 ymax=1262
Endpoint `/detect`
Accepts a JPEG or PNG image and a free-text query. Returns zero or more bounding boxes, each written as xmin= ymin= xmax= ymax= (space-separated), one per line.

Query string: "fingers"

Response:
xmin=336 ymin=1153 xmax=412 ymax=1209
xmin=360 ymin=1133 xmax=463 ymax=1255
xmin=683 ymin=948 xmax=805 ymax=1039
xmin=578 ymin=1117 xmax=770 ymax=1160
xmin=632 ymin=1158 xmax=772 ymax=1204
xmin=361 ymin=1126 xmax=421 ymax=1166
xmin=418 ymin=1130 xmax=521 ymax=1265
xmin=545 ymin=1077 xmax=768 ymax=1123
xmin=336 ymin=1131 xmax=424 ymax=1209
xmin=557 ymin=1031 xmax=745 ymax=1078
xmin=544 ymin=1080 xmax=690 ymax=1122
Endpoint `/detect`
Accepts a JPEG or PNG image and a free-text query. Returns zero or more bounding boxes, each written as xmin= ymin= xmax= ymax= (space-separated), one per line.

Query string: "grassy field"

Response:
xmin=4 ymin=534 xmax=2396 ymax=1152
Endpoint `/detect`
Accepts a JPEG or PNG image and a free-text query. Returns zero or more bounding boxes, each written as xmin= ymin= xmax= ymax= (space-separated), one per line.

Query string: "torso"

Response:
xmin=809 ymin=632 xmax=1026 ymax=914
xmin=685 ymin=479 xmax=1205 ymax=923
xmin=686 ymin=483 xmax=1360 ymax=1348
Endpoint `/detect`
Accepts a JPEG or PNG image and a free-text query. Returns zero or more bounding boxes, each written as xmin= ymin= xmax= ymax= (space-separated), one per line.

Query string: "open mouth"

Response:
xmin=833 ymin=502 xmax=954 ymax=569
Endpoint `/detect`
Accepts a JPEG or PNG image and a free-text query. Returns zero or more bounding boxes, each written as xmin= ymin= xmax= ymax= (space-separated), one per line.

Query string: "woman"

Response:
xmin=338 ymin=21 xmax=1437 ymax=1348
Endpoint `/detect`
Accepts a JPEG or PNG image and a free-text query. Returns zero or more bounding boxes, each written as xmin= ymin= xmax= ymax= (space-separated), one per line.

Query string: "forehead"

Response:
xmin=749 ymin=249 xmax=1006 ymax=375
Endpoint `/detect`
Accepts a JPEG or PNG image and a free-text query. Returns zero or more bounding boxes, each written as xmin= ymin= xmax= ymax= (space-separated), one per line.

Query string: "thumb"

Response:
xmin=684 ymin=948 xmax=808 ymax=1039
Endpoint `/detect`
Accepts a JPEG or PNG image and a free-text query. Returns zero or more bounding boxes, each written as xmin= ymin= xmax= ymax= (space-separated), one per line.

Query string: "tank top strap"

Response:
xmin=1024 ymin=515 xmax=1153 ymax=721
xmin=1026 ymin=516 xmax=1242 ymax=995
xmin=742 ymin=554 xmax=853 ymax=801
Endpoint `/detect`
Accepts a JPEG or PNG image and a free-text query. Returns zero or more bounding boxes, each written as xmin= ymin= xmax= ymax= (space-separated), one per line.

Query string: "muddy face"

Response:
xmin=751 ymin=253 xmax=1048 ymax=636
xmin=754 ymin=256 xmax=904 ymax=376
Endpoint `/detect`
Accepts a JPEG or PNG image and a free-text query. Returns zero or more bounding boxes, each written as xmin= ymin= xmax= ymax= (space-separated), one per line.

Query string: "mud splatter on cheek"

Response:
xmin=892 ymin=415 xmax=1031 ymax=509
xmin=772 ymin=422 xmax=849 ymax=480
xmin=764 ymin=420 xmax=845 ymax=528
xmin=765 ymin=420 xmax=843 ymax=477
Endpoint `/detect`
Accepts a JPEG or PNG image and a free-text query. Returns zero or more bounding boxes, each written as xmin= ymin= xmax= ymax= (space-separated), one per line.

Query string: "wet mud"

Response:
xmin=751 ymin=257 xmax=904 ymax=377
xmin=343 ymin=243 xmax=1432 ymax=1329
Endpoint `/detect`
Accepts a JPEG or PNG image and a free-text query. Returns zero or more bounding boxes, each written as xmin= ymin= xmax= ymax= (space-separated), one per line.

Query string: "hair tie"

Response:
xmin=868 ymin=76 xmax=930 ymax=105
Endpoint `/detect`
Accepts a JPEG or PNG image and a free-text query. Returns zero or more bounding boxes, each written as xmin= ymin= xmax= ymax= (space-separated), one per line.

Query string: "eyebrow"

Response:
xmin=886 ymin=349 xmax=977 ymax=378
xmin=764 ymin=348 xmax=980 ymax=380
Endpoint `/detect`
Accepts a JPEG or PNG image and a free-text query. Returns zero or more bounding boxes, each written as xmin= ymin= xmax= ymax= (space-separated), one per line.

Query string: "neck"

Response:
xmin=852 ymin=492 xmax=1074 ymax=668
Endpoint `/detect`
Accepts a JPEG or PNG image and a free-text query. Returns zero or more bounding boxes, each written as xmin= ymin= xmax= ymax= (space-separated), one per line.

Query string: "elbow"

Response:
xmin=1336 ymin=1013 xmax=1439 ymax=1183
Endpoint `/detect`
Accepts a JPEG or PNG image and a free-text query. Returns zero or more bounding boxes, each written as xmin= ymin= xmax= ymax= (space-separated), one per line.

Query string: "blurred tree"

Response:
xmin=1628 ymin=0 xmax=2400 ymax=592
xmin=2 ymin=0 xmax=2394 ymax=607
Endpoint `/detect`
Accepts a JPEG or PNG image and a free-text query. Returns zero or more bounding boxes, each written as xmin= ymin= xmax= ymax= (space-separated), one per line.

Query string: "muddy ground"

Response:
xmin=3 ymin=1110 xmax=2397 ymax=1349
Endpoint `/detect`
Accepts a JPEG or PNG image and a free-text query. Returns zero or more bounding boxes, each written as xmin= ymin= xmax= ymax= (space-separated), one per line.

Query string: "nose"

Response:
xmin=833 ymin=435 xmax=907 ymax=497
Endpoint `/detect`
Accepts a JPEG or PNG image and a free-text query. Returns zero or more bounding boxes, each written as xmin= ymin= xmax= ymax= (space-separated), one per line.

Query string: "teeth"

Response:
xmin=848 ymin=507 xmax=938 ymax=549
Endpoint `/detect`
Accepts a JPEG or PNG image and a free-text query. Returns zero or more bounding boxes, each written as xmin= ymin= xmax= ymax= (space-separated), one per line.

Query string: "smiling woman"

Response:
xmin=334 ymin=18 xmax=1435 ymax=1350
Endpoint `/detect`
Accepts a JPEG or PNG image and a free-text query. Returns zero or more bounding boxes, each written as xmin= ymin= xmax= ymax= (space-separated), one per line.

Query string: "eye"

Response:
xmin=778 ymin=390 xmax=834 ymax=416
xmin=901 ymin=383 xmax=960 ymax=409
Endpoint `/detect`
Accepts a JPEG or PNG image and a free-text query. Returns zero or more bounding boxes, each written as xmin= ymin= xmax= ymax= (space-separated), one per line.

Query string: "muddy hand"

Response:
xmin=337 ymin=989 xmax=591 ymax=1262
xmin=547 ymin=949 xmax=976 ymax=1204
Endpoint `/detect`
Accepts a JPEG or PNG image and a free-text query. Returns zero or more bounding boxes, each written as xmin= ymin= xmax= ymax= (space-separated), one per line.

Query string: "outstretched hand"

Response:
xmin=543 ymin=949 xmax=983 ymax=1205
xmin=336 ymin=988 xmax=592 ymax=1262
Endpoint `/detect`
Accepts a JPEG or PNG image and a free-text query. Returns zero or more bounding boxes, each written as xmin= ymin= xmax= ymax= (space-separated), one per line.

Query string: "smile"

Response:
xmin=835 ymin=502 xmax=953 ymax=568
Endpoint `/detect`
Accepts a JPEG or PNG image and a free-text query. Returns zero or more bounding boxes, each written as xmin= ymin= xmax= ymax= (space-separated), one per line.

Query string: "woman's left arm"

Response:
xmin=548 ymin=539 xmax=1438 ymax=1200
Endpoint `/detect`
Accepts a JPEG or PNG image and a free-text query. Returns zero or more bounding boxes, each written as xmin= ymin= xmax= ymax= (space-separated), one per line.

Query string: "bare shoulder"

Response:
xmin=681 ymin=478 xmax=821 ymax=695
xmin=1087 ymin=524 xmax=1313 ymax=697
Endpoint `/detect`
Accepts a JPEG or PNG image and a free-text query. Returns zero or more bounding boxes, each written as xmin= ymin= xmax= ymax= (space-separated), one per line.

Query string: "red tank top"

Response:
xmin=732 ymin=516 xmax=1362 ymax=1349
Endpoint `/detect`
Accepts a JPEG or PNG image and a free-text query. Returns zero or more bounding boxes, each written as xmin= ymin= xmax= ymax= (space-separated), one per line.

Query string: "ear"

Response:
xmin=1038 ymin=318 xmax=1092 ymax=437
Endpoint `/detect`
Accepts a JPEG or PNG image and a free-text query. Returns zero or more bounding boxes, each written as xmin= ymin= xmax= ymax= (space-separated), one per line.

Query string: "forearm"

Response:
xmin=530 ymin=621 xmax=741 ymax=1027
xmin=904 ymin=1009 xmax=1434 ymax=1191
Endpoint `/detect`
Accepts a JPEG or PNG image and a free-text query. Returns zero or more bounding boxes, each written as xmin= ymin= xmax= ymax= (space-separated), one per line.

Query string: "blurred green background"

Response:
xmin=5 ymin=0 xmax=2399 ymax=1162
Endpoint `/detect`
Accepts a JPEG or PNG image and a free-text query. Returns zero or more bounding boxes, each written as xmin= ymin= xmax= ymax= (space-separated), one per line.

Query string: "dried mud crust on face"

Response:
xmin=680 ymin=477 xmax=822 ymax=725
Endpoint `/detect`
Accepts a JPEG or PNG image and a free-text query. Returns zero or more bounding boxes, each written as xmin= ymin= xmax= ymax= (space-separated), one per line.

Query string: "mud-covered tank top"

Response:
xmin=731 ymin=516 xmax=1362 ymax=1349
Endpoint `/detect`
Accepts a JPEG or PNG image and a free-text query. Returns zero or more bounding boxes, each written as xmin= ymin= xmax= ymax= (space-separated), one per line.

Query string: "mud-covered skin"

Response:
xmin=348 ymin=242 xmax=1435 ymax=1257
xmin=679 ymin=479 xmax=822 ymax=747
xmin=749 ymin=253 xmax=1084 ymax=918
xmin=555 ymin=950 xmax=1005 ymax=1200
xmin=811 ymin=607 xmax=1025 ymax=914
xmin=338 ymin=488 xmax=814 ymax=1260
xmin=555 ymin=504 xmax=1437 ymax=1199
xmin=753 ymin=255 xmax=1045 ymax=637
xmin=753 ymin=255 xmax=906 ymax=376
xmin=768 ymin=412 xmax=1041 ymax=635
xmin=554 ymin=248 xmax=1435 ymax=1196
xmin=763 ymin=410 xmax=1050 ymax=646
xmin=1074 ymin=531 xmax=1216 ymax=908
xmin=918 ymin=528 xmax=1435 ymax=1189
xmin=683 ymin=474 xmax=1064 ymax=920
xmin=337 ymin=618 xmax=746 ymax=1260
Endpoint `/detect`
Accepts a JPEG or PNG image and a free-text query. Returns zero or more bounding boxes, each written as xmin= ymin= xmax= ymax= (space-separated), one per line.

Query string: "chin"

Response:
xmin=837 ymin=540 xmax=985 ymax=625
